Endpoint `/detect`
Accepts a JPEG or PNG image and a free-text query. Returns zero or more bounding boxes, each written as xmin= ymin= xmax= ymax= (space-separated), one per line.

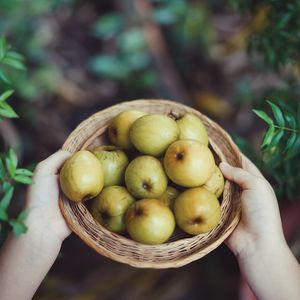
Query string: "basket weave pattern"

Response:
xmin=59 ymin=99 xmax=242 ymax=268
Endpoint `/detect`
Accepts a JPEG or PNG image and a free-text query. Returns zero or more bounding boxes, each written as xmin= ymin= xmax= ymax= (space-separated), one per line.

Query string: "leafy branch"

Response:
xmin=0 ymin=149 xmax=33 ymax=236
xmin=0 ymin=89 xmax=18 ymax=120
xmin=0 ymin=36 xmax=27 ymax=122
xmin=231 ymin=0 xmax=300 ymax=68
xmin=0 ymin=36 xmax=26 ymax=85
xmin=253 ymin=101 xmax=300 ymax=158
xmin=0 ymin=36 xmax=33 ymax=238
xmin=253 ymin=100 xmax=300 ymax=200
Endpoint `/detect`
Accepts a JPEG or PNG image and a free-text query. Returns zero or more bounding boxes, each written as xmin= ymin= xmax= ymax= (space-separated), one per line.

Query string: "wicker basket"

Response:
xmin=59 ymin=99 xmax=242 ymax=269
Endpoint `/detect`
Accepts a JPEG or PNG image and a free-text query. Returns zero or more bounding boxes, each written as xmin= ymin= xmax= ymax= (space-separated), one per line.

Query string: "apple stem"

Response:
xmin=175 ymin=152 xmax=184 ymax=160
xmin=187 ymin=217 xmax=203 ymax=225
xmin=168 ymin=111 xmax=182 ymax=121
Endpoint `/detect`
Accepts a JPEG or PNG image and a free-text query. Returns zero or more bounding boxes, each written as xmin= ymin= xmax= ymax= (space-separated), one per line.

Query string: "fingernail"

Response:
xmin=219 ymin=162 xmax=229 ymax=169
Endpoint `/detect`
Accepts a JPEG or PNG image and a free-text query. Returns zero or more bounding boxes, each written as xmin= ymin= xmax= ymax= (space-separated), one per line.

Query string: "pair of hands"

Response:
xmin=25 ymin=150 xmax=285 ymax=261
xmin=2 ymin=151 xmax=297 ymax=300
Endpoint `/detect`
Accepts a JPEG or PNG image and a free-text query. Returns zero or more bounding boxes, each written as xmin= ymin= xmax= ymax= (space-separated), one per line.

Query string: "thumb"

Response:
xmin=219 ymin=162 xmax=255 ymax=190
xmin=34 ymin=150 xmax=72 ymax=176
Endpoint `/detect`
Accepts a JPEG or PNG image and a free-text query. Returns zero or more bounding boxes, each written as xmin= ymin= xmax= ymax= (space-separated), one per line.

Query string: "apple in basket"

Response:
xmin=108 ymin=109 xmax=146 ymax=150
xmin=203 ymin=166 xmax=225 ymax=198
xmin=174 ymin=187 xmax=221 ymax=235
xmin=163 ymin=139 xmax=215 ymax=187
xmin=129 ymin=114 xmax=179 ymax=157
xmin=125 ymin=155 xmax=168 ymax=199
xmin=91 ymin=186 xmax=135 ymax=233
xmin=59 ymin=109 xmax=224 ymax=245
xmin=60 ymin=150 xmax=104 ymax=202
xmin=170 ymin=112 xmax=209 ymax=146
xmin=157 ymin=186 xmax=179 ymax=209
xmin=125 ymin=198 xmax=175 ymax=245
xmin=91 ymin=145 xmax=129 ymax=187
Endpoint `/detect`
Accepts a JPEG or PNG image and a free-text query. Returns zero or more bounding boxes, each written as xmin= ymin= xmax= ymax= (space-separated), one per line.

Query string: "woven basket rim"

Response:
xmin=59 ymin=99 xmax=242 ymax=268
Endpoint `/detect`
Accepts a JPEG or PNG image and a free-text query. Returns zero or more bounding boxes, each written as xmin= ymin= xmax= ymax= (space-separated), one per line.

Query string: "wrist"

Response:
xmin=236 ymin=234 xmax=288 ymax=266
xmin=24 ymin=202 xmax=71 ymax=244
xmin=24 ymin=212 xmax=64 ymax=254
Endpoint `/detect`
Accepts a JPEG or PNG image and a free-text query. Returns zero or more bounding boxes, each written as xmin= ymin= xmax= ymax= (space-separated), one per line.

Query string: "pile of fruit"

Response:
xmin=59 ymin=110 xmax=224 ymax=245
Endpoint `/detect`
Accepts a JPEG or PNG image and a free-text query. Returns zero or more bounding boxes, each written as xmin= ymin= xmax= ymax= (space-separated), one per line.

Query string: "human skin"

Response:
xmin=220 ymin=155 xmax=300 ymax=300
xmin=0 ymin=151 xmax=299 ymax=300
xmin=0 ymin=150 xmax=72 ymax=300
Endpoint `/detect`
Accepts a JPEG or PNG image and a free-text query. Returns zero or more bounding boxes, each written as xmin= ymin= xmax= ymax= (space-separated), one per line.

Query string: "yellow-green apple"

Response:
xmin=60 ymin=150 xmax=104 ymax=202
xmin=91 ymin=185 xmax=135 ymax=233
xmin=129 ymin=114 xmax=179 ymax=156
xmin=174 ymin=187 xmax=221 ymax=234
xmin=125 ymin=198 xmax=175 ymax=244
xmin=91 ymin=145 xmax=129 ymax=186
xmin=157 ymin=186 xmax=179 ymax=209
xmin=171 ymin=112 xmax=208 ymax=145
xmin=164 ymin=139 xmax=215 ymax=187
xmin=125 ymin=155 xmax=168 ymax=198
xmin=108 ymin=109 xmax=146 ymax=150
xmin=203 ymin=165 xmax=225 ymax=198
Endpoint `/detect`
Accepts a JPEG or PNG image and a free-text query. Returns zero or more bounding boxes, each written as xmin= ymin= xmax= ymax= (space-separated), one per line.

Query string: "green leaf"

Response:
xmin=5 ymin=157 xmax=16 ymax=177
xmin=2 ymin=57 xmax=26 ymax=71
xmin=261 ymin=125 xmax=275 ymax=149
xmin=14 ymin=175 xmax=33 ymax=184
xmin=2 ymin=181 xmax=11 ymax=192
xmin=0 ymin=90 xmax=14 ymax=102
xmin=0 ymin=158 xmax=5 ymax=178
xmin=267 ymin=101 xmax=285 ymax=127
xmin=5 ymin=51 xmax=25 ymax=62
xmin=269 ymin=130 xmax=284 ymax=149
xmin=9 ymin=149 xmax=18 ymax=169
xmin=15 ymin=168 xmax=34 ymax=177
xmin=285 ymin=134 xmax=300 ymax=160
xmin=284 ymin=110 xmax=297 ymax=129
xmin=92 ymin=14 xmax=123 ymax=39
xmin=253 ymin=109 xmax=274 ymax=125
xmin=0 ymin=185 xmax=14 ymax=210
xmin=17 ymin=208 xmax=30 ymax=222
xmin=265 ymin=46 xmax=276 ymax=66
xmin=119 ymin=29 xmax=146 ymax=53
xmin=0 ymin=208 xmax=8 ymax=221
xmin=276 ymin=13 xmax=292 ymax=29
xmin=88 ymin=55 xmax=130 ymax=80
xmin=125 ymin=52 xmax=150 ymax=70
xmin=284 ymin=132 xmax=298 ymax=152
xmin=0 ymin=69 xmax=11 ymax=85
xmin=0 ymin=37 xmax=7 ymax=60
xmin=9 ymin=220 xmax=28 ymax=236
xmin=0 ymin=102 xmax=18 ymax=118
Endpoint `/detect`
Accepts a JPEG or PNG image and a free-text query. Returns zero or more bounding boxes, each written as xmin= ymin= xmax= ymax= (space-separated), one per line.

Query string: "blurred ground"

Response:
xmin=35 ymin=238 xmax=239 ymax=300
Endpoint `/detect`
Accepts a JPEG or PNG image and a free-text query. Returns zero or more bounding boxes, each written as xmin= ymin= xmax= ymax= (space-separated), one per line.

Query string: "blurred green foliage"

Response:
xmin=0 ymin=0 xmax=70 ymax=100
xmin=0 ymin=0 xmax=298 ymax=203
xmin=231 ymin=0 xmax=300 ymax=200
xmin=153 ymin=0 xmax=215 ymax=48
xmin=231 ymin=0 xmax=300 ymax=68
xmin=89 ymin=27 xmax=155 ymax=87
xmin=89 ymin=0 xmax=215 ymax=89
xmin=253 ymin=101 xmax=300 ymax=199
xmin=0 ymin=37 xmax=34 ymax=243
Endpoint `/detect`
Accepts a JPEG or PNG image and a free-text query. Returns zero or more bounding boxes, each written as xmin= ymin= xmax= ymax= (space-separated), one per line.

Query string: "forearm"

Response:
xmin=0 ymin=222 xmax=62 ymax=300
xmin=238 ymin=239 xmax=300 ymax=300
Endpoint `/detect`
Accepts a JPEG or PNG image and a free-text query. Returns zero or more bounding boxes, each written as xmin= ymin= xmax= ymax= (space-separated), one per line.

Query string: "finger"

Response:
xmin=35 ymin=150 xmax=72 ymax=176
xmin=241 ymin=154 xmax=264 ymax=179
xmin=219 ymin=161 xmax=256 ymax=189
